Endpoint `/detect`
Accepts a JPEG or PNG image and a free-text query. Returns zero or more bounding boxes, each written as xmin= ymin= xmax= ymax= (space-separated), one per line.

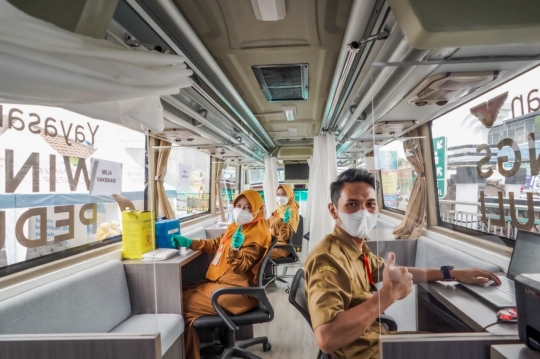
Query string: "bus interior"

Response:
xmin=2 ymin=0 xmax=540 ymax=358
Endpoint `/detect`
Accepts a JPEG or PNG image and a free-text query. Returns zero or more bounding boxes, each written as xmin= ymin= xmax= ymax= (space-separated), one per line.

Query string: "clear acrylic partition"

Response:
xmin=367 ymin=64 xmax=430 ymax=340
xmin=368 ymin=63 xmax=540 ymax=343
xmin=0 ymin=104 xmax=158 ymax=343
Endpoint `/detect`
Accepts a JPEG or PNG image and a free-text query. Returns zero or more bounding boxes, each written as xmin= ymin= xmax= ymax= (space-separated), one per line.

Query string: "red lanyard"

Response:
xmin=363 ymin=253 xmax=373 ymax=285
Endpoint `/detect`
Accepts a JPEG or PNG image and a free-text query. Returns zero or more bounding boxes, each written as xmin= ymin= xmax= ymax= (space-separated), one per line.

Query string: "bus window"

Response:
xmin=378 ymin=140 xmax=417 ymax=212
xmin=431 ymin=66 xmax=540 ymax=244
xmin=158 ymin=146 xmax=211 ymax=221
xmin=0 ymin=103 xmax=146 ymax=270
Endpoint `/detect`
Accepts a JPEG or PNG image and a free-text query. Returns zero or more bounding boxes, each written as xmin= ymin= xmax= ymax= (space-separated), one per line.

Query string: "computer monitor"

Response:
xmin=508 ymin=230 xmax=540 ymax=280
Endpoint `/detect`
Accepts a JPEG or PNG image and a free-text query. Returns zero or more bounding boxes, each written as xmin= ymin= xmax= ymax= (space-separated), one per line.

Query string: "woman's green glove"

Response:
xmin=231 ymin=226 xmax=245 ymax=249
xmin=172 ymin=235 xmax=193 ymax=248
xmin=283 ymin=207 xmax=291 ymax=223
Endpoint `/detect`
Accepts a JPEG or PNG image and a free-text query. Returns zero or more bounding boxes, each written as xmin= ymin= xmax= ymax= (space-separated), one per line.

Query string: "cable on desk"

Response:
xmin=483 ymin=320 xmax=517 ymax=330
xmin=483 ymin=322 xmax=501 ymax=330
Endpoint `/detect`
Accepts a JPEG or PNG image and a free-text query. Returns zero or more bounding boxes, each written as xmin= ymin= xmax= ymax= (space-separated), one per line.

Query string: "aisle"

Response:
xmin=248 ymin=269 xmax=319 ymax=359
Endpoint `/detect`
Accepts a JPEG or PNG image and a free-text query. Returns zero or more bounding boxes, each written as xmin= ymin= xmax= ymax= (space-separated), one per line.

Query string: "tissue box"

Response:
xmin=121 ymin=210 xmax=155 ymax=259
xmin=155 ymin=218 xmax=180 ymax=248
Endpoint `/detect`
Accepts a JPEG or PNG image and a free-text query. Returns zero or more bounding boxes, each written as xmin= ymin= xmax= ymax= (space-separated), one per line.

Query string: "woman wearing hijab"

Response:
xmin=269 ymin=184 xmax=300 ymax=259
xmin=172 ymin=189 xmax=272 ymax=359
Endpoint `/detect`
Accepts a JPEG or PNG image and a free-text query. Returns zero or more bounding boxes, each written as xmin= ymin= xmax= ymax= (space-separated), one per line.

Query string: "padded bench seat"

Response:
xmin=110 ymin=314 xmax=184 ymax=354
xmin=0 ymin=260 xmax=184 ymax=357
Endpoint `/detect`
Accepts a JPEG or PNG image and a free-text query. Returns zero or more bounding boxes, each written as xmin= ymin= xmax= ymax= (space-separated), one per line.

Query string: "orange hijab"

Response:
xmin=206 ymin=190 xmax=271 ymax=281
xmin=274 ymin=184 xmax=300 ymax=232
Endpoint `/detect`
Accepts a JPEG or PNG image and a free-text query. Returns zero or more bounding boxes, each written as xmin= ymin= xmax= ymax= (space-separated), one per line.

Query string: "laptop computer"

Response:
xmin=460 ymin=230 xmax=540 ymax=308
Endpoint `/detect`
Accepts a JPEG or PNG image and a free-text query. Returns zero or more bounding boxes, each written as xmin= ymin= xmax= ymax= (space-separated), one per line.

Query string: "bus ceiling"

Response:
xmin=24 ymin=0 xmax=540 ymax=166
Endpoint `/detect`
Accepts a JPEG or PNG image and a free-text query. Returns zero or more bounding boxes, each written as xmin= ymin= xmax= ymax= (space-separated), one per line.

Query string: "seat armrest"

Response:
xmin=274 ymin=244 xmax=299 ymax=261
xmin=377 ymin=314 xmax=398 ymax=332
xmin=210 ymin=287 xmax=275 ymax=331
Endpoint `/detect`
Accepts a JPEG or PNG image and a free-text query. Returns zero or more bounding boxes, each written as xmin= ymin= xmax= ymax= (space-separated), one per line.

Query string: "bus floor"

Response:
xmin=249 ymin=269 xmax=319 ymax=359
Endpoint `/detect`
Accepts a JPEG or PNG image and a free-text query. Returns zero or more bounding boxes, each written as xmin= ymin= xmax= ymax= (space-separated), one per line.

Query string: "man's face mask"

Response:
xmin=336 ymin=208 xmax=378 ymax=239
xmin=276 ymin=196 xmax=288 ymax=206
xmin=233 ymin=208 xmax=258 ymax=225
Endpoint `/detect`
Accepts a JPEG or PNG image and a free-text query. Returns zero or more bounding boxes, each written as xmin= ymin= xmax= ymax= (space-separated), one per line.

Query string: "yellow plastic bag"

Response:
xmin=121 ymin=210 xmax=155 ymax=259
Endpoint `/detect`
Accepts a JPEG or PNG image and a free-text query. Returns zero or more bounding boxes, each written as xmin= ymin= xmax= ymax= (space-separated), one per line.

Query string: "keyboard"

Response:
xmin=494 ymin=276 xmax=515 ymax=296
xmin=142 ymin=248 xmax=179 ymax=261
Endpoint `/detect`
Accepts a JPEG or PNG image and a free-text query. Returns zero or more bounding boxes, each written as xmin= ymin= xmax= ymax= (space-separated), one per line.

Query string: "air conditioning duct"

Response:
xmin=370 ymin=120 xmax=416 ymax=136
xmin=407 ymin=71 xmax=501 ymax=107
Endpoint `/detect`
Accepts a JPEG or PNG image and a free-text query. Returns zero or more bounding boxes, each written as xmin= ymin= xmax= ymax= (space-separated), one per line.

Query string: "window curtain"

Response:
xmin=392 ymin=129 xmax=426 ymax=239
xmin=0 ymin=0 xmax=193 ymax=133
xmin=263 ymin=156 xmax=279 ymax=217
xmin=156 ymin=140 xmax=175 ymax=219
xmin=308 ymin=135 xmax=338 ymax=251
xmin=214 ymin=160 xmax=226 ymax=222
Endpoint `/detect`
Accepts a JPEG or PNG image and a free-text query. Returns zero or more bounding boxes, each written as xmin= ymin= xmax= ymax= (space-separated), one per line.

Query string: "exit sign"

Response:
xmin=433 ymin=136 xmax=447 ymax=198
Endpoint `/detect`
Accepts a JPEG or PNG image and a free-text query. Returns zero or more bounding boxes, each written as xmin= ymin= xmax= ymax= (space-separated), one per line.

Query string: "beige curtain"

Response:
xmin=392 ymin=129 xmax=426 ymax=239
xmin=214 ymin=159 xmax=226 ymax=222
xmin=156 ymin=139 xmax=175 ymax=219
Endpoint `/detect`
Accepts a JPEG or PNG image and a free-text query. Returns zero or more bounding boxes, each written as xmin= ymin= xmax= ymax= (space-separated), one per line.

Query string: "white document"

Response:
xmin=178 ymin=164 xmax=191 ymax=186
xmin=90 ymin=158 xmax=123 ymax=196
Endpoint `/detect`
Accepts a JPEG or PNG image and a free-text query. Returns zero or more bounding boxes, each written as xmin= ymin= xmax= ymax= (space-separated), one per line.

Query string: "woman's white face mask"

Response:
xmin=233 ymin=208 xmax=258 ymax=225
xmin=276 ymin=196 xmax=288 ymax=206
xmin=337 ymin=209 xmax=378 ymax=239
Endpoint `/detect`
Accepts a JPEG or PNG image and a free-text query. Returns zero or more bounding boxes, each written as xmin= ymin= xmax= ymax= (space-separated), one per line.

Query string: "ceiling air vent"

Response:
xmin=252 ymin=64 xmax=308 ymax=102
xmin=407 ymin=71 xmax=500 ymax=107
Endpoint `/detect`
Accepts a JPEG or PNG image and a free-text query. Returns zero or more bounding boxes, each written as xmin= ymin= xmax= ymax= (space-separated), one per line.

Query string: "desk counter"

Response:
xmin=420 ymin=281 xmax=518 ymax=335
xmin=491 ymin=344 xmax=540 ymax=359
xmin=122 ymin=249 xmax=210 ymax=315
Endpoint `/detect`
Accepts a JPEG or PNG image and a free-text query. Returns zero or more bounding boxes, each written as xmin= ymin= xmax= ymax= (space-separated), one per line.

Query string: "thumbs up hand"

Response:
xmin=283 ymin=207 xmax=291 ymax=223
xmin=381 ymin=252 xmax=413 ymax=302
xmin=232 ymin=226 xmax=245 ymax=249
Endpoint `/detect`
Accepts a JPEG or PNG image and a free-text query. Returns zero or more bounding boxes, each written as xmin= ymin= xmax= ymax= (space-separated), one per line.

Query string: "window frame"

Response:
xmin=165 ymin=146 xmax=213 ymax=222
xmin=428 ymin=121 xmax=515 ymax=248
xmin=377 ymin=140 xmax=414 ymax=215
xmin=0 ymin=104 xmax=150 ymax=276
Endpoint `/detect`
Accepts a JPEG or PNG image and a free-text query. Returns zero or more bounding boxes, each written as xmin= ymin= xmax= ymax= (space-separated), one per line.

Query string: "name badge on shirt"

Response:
xmin=211 ymin=244 xmax=225 ymax=266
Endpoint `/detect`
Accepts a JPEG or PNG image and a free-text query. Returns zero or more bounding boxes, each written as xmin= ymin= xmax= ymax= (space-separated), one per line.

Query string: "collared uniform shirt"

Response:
xmin=305 ymin=225 xmax=387 ymax=359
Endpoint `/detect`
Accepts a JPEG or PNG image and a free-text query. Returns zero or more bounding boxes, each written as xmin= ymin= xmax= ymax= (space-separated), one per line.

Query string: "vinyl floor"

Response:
xmin=246 ymin=267 xmax=320 ymax=359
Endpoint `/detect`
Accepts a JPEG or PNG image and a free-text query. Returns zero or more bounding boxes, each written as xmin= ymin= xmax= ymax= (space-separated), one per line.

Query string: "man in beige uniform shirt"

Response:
xmin=305 ymin=169 xmax=501 ymax=359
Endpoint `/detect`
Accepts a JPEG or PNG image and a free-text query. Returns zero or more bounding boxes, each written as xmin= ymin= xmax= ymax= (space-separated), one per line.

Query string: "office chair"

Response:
xmin=288 ymin=269 xmax=397 ymax=359
xmin=193 ymin=237 xmax=278 ymax=359
xmin=269 ymin=215 xmax=304 ymax=292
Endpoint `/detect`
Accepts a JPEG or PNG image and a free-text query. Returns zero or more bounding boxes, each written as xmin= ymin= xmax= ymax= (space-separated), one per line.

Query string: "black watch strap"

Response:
xmin=441 ymin=266 xmax=455 ymax=281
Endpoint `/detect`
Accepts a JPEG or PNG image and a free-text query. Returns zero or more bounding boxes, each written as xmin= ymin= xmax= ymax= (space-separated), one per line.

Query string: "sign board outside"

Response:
xmin=379 ymin=150 xmax=398 ymax=170
xmin=433 ymin=136 xmax=447 ymax=198
xmin=502 ymin=162 xmax=514 ymax=170
xmin=381 ymin=169 xmax=398 ymax=208
xmin=89 ymin=158 xmax=123 ymax=196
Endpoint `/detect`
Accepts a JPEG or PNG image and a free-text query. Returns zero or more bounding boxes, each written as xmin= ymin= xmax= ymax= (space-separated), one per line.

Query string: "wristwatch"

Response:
xmin=440 ymin=265 xmax=455 ymax=281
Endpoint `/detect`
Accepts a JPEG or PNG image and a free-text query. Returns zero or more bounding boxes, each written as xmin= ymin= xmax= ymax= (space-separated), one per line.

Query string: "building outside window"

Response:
xmin=431 ymin=66 xmax=540 ymax=245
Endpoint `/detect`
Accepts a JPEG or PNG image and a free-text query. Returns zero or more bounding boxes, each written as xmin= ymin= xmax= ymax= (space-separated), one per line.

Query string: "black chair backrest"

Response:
xmin=288 ymin=269 xmax=312 ymax=327
xmin=289 ymin=269 xmax=332 ymax=359
xmin=257 ymin=236 xmax=278 ymax=287
xmin=290 ymin=215 xmax=304 ymax=247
